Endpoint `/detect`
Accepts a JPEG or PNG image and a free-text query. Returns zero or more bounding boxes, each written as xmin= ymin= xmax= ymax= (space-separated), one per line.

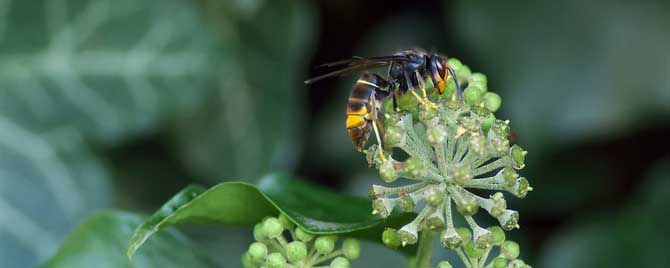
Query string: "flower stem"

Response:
xmin=414 ymin=231 xmax=437 ymax=268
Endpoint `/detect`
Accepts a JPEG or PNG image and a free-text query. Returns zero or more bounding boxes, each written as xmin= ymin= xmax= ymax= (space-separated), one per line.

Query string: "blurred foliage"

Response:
xmin=0 ymin=0 xmax=668 ymax=267
xmin=172 ymin=0 xmax=315 ymax=182
xmin=451 ymin=0 xmax=670 ymax=149
xmin=43 ymin=210 xmax=217 ymax=268
xmin=539 ymin=159 xmax=670 ymax=268
xmin=0 ymin=0 xmax=315 ymax=267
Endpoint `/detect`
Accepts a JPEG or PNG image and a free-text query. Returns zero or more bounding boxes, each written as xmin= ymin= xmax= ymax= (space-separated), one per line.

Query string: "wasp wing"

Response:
xmin=315 ymin=55 xmax=408 ymax=69
xmin=305 ymin=55 xmax=408 ymax=84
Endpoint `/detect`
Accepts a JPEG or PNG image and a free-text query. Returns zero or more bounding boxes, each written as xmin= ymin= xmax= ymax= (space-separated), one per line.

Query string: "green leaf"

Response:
xmin=0 ymin=1 xmax=220 ymax=267
xmin=127 ymin=173 xmax=414 ymax=258
xmin=0 ymin=126 xmax=111 ymax=268
xmin=0 ymin=0 xmax=217 ymax=145
xmin=43 ymin=210 xmax=217 ymax=268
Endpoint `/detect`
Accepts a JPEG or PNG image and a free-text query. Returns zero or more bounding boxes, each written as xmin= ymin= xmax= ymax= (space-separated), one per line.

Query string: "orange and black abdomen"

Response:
xmin=346 ymin=73 xmax=382 ymax=151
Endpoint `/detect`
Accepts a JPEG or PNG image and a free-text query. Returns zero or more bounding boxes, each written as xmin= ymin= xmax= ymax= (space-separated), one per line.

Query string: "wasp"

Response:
xmin=305 ymin=49 xmax=462 ymax=154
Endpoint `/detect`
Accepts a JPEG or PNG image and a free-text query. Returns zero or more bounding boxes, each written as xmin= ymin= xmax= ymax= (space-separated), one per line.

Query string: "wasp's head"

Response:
xmin=428 ymin=54 xmax=450 ymax=94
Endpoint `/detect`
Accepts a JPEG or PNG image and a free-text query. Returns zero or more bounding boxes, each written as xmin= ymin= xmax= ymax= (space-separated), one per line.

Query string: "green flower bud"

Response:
xmin=501 ymin=167 xmax=519 ymax=187
xmin=286 ymin=241 xmax=307 ymax=262
xmin=262 ymin=217 xmax=284 ymax=239
xmin=342 ymin=238 xmax=361 ymax=260
xmin=487 ymin=226 xmax=506 ymax=245
xmin=397 ymin=225 xmax=419 ymax=246
xmin=437 ymin=261 xmax=453 ymax=268
xmin=248 ymin=242 xmax=268 ymax=261
xmin=424 ymin=210 xmax=445 ymax=230
xmin=241 ymin=252 xmax=254 ymax=268
xmin=510 ymin=145 xmax=527 ymax=169
xmin=456 ymin=227 xmax=472 ymax=243
xmin=295 ymin=227 xmax=314 ymax=242
xmin=463 ymin=85 xmax=483 ymax=105
xmin=397 ymin=195 xmax=415 ymax=212
xmin=443 ymin=78 xmax=457 ymax=98
xmin=384 ymin=125 xmax=404 ymax=147
xmin=483 ymin=92 xmax=502 ymax=112
xmin=447 ymin=58 xmax=463 ymax=70
xmin=481 ymin=113 xmax=496 ymax=133
xmin=469 ymin=73 xmax=487 ymax=85
xmin=472 ymin=226 xmax=493 ymax=249
xmin=397 ymin=91 xmax=420 ymax=112
xmin=452 ymin=164 xmax=473 ymax=185
xmin=424 ymin=186 xmax=445 ymax=207
xmin=469 ymin=135 xmax=488 ymax=156
xmin=330 ymin=257 xmax=350 ymax=268
xmin=508 ymin=259 xmax=525 ymax=268
xmin=458 ymin=116 xmax=479 ymax=133
xmin=419 ymin=106 xmax=438 ymax=122
xmin=440 ymin=228 xmax=462 ymax=249
xmin=463 ymin=241 xmax=483 ymax=258
xmin=501 ymin=241 xmax=520 ymax=260
xmin=444 ymin=99 xmax=463 ymax=111
xmin=379 ymin=159 xmax=399 ymax=183
xmin=253 ymin=223 xmax=267 ymax=241
xmin=372 ymin=199 xmax=390 ymax=217
xmin=492 ymin=256 xmax=507 ymax=268
xmin=489 ymin=192 xmax=507 ymax=217
xmin=404 ymin=157 xmax=425 ymax=178
xmin=456 ymin=196 xmax=479 ymax=216
xmin=286 ymin=241 xmax=307 ymax=263
xmin=497 ymin=209 xmax=520 ymax=231
xmin=491 ymin=119 xmax=510 ymax=138
xmin=315 ymin=235 xmax=337 ymax=254
xmin=278 ymin=214 xmax=294 ymax=230
xmin=509 ymin=177 xmax=532 ymax=198
xmin=457 ymin=64 xmax=472 ymax=82
xmin=469 ymin=81 xmax=488 ymax=93
xmin=490 ymin=137 xmax=510 ymax=157
xmin=267 ymin=252 xmax=287 ymax=268
xmin=382 ymin=228 xmax=401 ymax=248
xmin=470 ymin=106 xmax=491 ymax=118
xmin=426 ymin=124 xmax=448 ymax=146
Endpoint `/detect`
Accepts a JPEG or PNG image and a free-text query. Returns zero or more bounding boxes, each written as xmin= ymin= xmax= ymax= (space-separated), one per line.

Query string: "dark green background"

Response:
xmin=0 ymin=0 xmax=668 ymax=267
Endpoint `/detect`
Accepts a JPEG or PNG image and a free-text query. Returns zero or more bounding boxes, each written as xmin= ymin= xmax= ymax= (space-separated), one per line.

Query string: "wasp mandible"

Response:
xmin=305 ymin=49 xmax=463 ymax=155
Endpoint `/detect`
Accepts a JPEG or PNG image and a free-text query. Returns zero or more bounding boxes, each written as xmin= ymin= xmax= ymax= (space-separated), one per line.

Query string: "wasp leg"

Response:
xmin=447 ymin=68 xmax=463 ymax=101
xmin=370 ymin=94 xmax=386 ymax=161
xmin=409 ymin=71 xmax=438 ymax=109
xmin=392 ymin=93 xmax=398 ymax=112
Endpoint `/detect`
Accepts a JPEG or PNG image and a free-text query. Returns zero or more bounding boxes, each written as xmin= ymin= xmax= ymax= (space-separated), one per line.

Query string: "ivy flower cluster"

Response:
xmin=242 ymin=214 xmax=361 ymax=268
xmin=365 ymin=58 xmax=532 ymax=265
xmin=436 ymin=226 xmax=528 ymax=268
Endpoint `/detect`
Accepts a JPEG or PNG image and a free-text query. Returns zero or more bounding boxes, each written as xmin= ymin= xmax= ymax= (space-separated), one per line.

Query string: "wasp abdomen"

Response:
xmin=346 ymin=73 xmax=384 ymax=151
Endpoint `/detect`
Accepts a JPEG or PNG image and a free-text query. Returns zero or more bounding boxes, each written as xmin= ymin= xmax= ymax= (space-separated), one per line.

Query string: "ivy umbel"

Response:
xmin=243 ymin=214 xmax=361 ymax=268
xmin=366 ymin=58 xmax=533 ymax=268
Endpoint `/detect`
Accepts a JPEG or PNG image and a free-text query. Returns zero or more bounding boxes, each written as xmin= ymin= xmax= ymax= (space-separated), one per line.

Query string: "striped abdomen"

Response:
xmin=346 ymin=73 xmax=384 ymax=151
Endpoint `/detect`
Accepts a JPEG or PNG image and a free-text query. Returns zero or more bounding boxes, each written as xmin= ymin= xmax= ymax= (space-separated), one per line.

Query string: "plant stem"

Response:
xmin=414 ymin=231 xmax=437 ymax=268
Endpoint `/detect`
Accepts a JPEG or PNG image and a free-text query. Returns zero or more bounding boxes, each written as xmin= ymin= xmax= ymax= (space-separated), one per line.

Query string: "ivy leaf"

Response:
xmin=43 ymin=210 xmax=217 ymax=268
xmin=0 ymin=125 xmax=110 ymax=268
xmin=0 ymin=0 xmax=218 ymax=267
xmin=0 ymin=0 xmax=217 ymax=145
xmin=127 ymin=173 xmax=414 ymax=258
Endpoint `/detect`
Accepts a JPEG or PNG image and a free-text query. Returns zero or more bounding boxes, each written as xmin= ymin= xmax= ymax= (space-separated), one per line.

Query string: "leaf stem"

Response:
xmin=414 ymin=231 xmax=437 ymax=268
xmin=456 ymin=248 xmax=472 ymax=268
